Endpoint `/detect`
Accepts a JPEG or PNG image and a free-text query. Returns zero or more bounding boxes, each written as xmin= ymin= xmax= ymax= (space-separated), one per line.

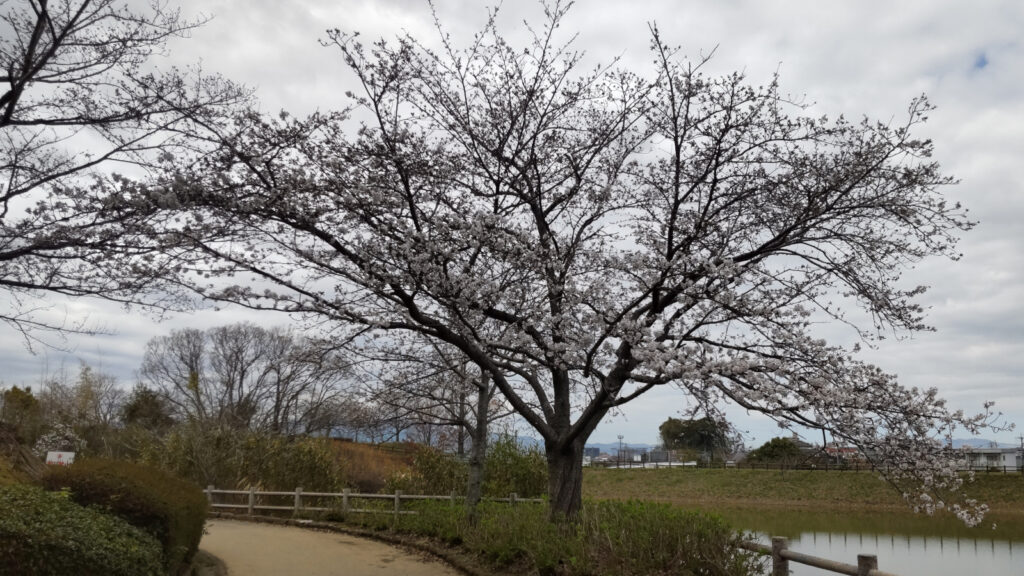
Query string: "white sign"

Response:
xmin=45 ymin=451 xmax=75 ymax=466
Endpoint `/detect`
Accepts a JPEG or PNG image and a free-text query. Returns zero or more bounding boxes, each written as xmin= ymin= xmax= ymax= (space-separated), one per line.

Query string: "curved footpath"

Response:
xmin=200 ymin=519 xmax=462 ymax=576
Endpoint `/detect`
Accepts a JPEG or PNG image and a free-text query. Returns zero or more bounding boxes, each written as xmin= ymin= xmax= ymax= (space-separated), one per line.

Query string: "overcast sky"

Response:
xmin=3 ymin=0 xmax=1022 ymax=449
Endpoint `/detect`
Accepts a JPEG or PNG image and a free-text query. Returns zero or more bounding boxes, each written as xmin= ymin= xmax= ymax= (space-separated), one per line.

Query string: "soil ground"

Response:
xmin=199 ymin=519 xmax=462 ymax=576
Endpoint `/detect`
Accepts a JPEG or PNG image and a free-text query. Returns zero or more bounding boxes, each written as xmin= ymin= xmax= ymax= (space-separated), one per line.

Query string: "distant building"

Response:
xmin=617 ymin=446 xmax=647 ymax=463
xmin=584 ymin=446 xmax=600 ymax=458
xmin=824 ymin=444 xmax=865 ymax=463
xmin=964 ymin=447 xmax=1023 ymax=470
xmin=648 ymin=448 xmax=670 ymax=462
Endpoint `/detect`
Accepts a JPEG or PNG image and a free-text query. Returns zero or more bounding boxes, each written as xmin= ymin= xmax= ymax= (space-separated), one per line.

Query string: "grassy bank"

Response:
xmin=583 ymin=468 xmax=1024 ymax=513
xmin=321 ymin=499 xmax=762 ymax=576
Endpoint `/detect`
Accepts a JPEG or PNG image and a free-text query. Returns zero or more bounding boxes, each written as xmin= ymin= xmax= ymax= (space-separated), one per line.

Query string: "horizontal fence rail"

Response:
xmin=739 ymin=537 xmax=899 ymax=576
xmin=204 ymin=486 xmax=543 ymax=519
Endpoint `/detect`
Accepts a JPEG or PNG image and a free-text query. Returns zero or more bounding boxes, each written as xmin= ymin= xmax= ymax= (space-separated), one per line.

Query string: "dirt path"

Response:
xmin=200 ymin=519 xmax=462 ymax=576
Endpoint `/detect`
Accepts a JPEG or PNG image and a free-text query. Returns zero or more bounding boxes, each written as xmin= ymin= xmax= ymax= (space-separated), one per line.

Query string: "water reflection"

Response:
xmin=753 ymin=532 xmax=1020 ymax=576
xmin=705 ymin=507 xmax=1024 ymax=576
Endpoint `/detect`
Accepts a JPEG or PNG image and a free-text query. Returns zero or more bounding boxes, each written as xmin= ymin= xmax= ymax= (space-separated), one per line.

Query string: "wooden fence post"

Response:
xmin=247 ymin=487 xmax=255 ymax=517
xmin=294 ymin=487 xmax=303 ymax=516
xmin=771 ymin=536 xmax=789 ymax=576
xmin=342 ymin=488 xmax=350 ymax=513
xmin=857 ymin=554 xmax=878 ymax=576
xmin=510 ymin=492 xmax=517 ymax=506
xmin=394 ymin=490 xmax=402 ymax=519
xmin=206 ymin=485 xmax=214 ymax=506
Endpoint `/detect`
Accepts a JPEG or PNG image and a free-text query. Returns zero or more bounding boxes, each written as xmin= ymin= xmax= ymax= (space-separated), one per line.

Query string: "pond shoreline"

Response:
xmin=595 ymin=494 xmax=1024 ymax=516
xmin=584 ymin=468 xmax=1024 ymax=516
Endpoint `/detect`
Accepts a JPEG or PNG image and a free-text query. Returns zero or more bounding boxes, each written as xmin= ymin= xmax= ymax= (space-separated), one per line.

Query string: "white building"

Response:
xmin=964 ymin=447 xmax=1023 ymax=471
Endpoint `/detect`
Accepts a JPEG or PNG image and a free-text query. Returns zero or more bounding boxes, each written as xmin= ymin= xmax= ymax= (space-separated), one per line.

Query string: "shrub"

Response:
xmin=333 ymin=498 xmax=762 ymax=576
xmin=42 ymin=458 xmax=207 ymax=575
xmin=143 ymin=423 xmax=344 ymax=492
xmin=483 ymin=435 xmax=547 ymax=498
xmin=386 ymin=438 xmax=548 ymax=498
xmin=578 ymin=500 xmax=761 ymax=576
xmin=236 ymin=434 xmax=343 ymax=492
xmin=386 ymin=445 xmax=467 ymax=495
xmin=0 ymin=483 xmax=163 ymax=576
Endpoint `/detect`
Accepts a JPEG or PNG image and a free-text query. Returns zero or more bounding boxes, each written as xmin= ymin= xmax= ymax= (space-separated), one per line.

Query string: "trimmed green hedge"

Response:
xmin=43 ymin=459 xmax=207 ymax=575
xmin=0 ymin=483 xmax=163 ymax=576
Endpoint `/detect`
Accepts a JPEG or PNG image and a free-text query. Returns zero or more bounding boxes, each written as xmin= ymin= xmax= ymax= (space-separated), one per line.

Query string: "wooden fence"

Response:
xmin=739 ymin=537 xmax=898 ymax=576
xmin=203 ymin=486 xmax=543 ymax=518
xmin=205 ymin=487 xmax=900 ymax=576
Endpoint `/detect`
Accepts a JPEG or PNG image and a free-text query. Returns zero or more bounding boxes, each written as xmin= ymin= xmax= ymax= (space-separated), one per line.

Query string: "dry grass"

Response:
xmin=0 ymin=454 xmax=25 ymax=486
xmin=329 ymin=440 xmax=412 ymax=493
xmin=0 ymin=425 xmax=42 ymax=486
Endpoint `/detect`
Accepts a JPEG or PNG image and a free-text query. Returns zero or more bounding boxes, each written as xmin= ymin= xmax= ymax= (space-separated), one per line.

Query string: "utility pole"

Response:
xmin=617 ymin=435 xmax=624 ymax=468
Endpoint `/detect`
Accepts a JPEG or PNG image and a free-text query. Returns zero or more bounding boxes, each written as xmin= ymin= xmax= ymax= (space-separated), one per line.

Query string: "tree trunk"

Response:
xmin=546 ymin=436 xmax=585 ymax=520
xmin=464 ymin=375 xmax=490 ymax=523
xmin=456 ymin=391 xmax=466 ymax=458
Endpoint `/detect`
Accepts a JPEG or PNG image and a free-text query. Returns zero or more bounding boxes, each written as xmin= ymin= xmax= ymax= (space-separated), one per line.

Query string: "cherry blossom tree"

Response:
xmin=0 ymin=0 xmax=247 ymax=347
xmin=131 ymin=3 xmax=1001 ymax=521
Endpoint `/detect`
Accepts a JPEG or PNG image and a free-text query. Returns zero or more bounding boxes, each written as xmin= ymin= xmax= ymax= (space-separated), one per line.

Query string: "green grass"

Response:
xmin=320 ymin=500 xmax=764 ymax=576
xmin=583 ymin=468 xmax=1024 ymax=512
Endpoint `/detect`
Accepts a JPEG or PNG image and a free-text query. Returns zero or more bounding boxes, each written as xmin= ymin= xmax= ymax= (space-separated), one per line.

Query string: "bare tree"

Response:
xmin=141 ymin=323 xmax=349 ymax=435
xmin=131 ymin=4 xmax=1001 ymax=522
xmin=362 ymin=338 xmax=515 ymax=518
xmin=35 ymin=362 xmax=125 ymax=455
xmin=332 ymin=398 xmax=396 ymax=443
xmin=0 ymin=0 xmax=247 ymax=347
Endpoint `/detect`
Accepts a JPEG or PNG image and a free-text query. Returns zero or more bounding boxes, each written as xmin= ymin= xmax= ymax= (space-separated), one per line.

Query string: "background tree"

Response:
xmin=36 ymin=362 xmax=125 ymax=453
xmin=658 ymin=416 xmax=735 ymax=461
xmin=134 ymin=3 xmax=998 ymax=523
xmin=141 ymin=323 xmax=351 ymax=435
xmin=331 ymin=398 xmax=396 ymax=443
xmin=359 ymin=337 xmax=519 ymax=517
xmin=121 ymin=385 xmax=175 ymax=433
xmin=115 ymin=384 xmax=175 ymax=461
xmin=746 ymin=436 xmax=803 ymax=464
xmin=0 ymin=385 xmax=44 ymax=444
xmin=0 ymin=0 xmax=246 ymax=347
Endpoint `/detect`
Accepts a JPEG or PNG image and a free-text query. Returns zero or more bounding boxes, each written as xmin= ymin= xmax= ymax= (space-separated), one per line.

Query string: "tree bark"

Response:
xmin=464 ymin=374 xmax=490 ymax=523
xmin=546 ymin=436 xmax=585 ymax=520
xmin=456 ymin=391 xmax=466 ymax=459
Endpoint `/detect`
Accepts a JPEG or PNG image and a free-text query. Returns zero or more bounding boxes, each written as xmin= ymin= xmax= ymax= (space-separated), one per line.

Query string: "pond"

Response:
xmin=710 ymin=506 xmax=1024 ymax=576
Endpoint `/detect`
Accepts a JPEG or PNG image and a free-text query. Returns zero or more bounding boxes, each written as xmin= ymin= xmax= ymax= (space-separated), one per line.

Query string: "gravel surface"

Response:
xmin=200 ymin=519 xmax=462 ymax=576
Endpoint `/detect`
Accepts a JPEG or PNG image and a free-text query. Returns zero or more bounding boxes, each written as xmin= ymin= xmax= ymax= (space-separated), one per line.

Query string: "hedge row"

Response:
xmin=0 ymin=483 xmax=164 ymax=576
xmin=43 ymin=459 xmax=207 ymax=575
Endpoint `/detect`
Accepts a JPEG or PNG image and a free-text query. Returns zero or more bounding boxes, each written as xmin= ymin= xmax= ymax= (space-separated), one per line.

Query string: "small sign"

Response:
xmin=45 ymin=451 xmax=75 ymax=466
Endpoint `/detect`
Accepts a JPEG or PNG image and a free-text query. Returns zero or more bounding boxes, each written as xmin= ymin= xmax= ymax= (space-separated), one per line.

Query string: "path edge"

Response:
xmin=207 ymin=512 xmax=499 ymax=576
